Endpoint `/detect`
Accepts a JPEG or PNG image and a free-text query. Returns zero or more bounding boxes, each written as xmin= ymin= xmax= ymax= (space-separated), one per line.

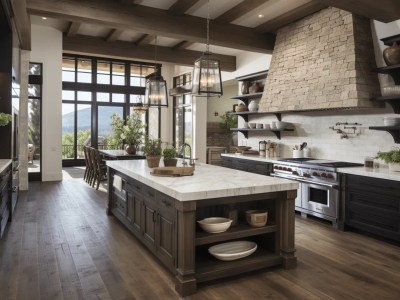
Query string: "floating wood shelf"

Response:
xmin=374 ymin=64 xmax=400 ymax=84
xmin=231 ymin=92 xmax=264 ymax=101
xmin=371 ymin=96 xmax=400 ymax=113
xmin=381 ymin=34 xmax=400 ymax=46
xmin=231 ymin=128 xmax=294 ymax=139
xmin=229 ymin=111 xmax=283 ymax=122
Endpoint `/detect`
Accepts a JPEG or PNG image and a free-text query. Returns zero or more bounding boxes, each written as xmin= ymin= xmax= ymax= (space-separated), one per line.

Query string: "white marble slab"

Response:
xmin=221 ymin=153 xmax=282 ymax=163
xmin=0 ymin=159 xmax=12 ymax=174
xmin=337 ymin=166 xmax=400 ymax=182
xmin=106 ymin=160 xmax=298 ymax=201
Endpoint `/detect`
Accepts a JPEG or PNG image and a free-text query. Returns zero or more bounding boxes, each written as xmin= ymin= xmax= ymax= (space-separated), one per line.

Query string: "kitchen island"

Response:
xmin=106 ymin=160 xmax=298 ymax=296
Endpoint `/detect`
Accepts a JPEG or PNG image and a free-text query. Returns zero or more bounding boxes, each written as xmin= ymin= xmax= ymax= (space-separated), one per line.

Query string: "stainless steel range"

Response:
xmin=272 ymin=158 xmax=362 ymax=227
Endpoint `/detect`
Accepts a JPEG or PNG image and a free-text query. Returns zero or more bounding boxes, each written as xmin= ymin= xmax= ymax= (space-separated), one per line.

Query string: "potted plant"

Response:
xmin=220 ymin=111 xmax=238 ymax=151
xmin=376 ymin=148 xmax=400 ymax=171
xmin=0 ymin=113 xmax=12 ymax=127
xmin=110 ymin=113 xmax=145 ymax=154
xmin=163 ymin=147 xmax=177 ymax=167
xmin=143 ymin=136 xmax=162 ymax=168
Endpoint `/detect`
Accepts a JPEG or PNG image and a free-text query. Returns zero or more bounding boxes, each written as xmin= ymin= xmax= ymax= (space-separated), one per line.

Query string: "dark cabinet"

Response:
xmin=0 ymin=162 xmax=12 ymax=238
xmin=109 ymin=171 xmax=176 ymax=272
xmin=345 ymin=174 xmax=400 ymax=242
xmin=223 ymin=156 xmax=272 ymax=175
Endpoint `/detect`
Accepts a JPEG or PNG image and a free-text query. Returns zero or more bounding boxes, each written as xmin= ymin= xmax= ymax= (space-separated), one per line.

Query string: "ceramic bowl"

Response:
xmin=197 ymin=217 xmax=232 ymax=233
xmin=245 ymin=210 xmax=268 ymax=227
xmin=275 ymin=121 xmax=288 ymax=130
xmin=249 ymin=123 xmax=256 ymax=129
xmin=264 ymin=124 xmax=270 ymax=130
xmin=270 ymin=121 xmax=277 ymax=130
xmin=256 ymin=123 xmax=263 ymax=129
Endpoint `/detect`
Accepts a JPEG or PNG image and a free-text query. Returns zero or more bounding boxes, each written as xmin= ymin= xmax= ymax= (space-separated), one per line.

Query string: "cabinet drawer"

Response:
xmin=0 ymin=206 xmax=10 ymax=238
xmin=157 ymin=192 xmax=175 ymax=217
xmin=143 ymin=185 xmax=156 ymax=202
xmin=127 ymin=180 xmax=143 ymax=195
xmin=347 ymin=175 xmax=400 ymax=197
xmin=0 ymin=168 xmax=11 ymax=191
xmin=346 ymin=189 xmax=400 ymax=212
xmin=114 ymin=192 xmax=127 ymax=216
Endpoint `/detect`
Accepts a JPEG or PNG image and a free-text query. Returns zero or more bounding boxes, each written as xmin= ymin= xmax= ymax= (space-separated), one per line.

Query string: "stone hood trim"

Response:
xmin=259 ymin=7 xmax=381 ymax=113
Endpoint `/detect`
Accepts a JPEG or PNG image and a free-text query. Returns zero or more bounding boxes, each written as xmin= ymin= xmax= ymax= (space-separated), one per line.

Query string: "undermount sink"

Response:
xmin=150 ymin=166 xmax=194 ymax=177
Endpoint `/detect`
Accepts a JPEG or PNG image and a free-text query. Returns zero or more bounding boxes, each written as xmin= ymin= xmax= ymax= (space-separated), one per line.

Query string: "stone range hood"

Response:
xmin=259 ymin=7 xmax=382 ymax=113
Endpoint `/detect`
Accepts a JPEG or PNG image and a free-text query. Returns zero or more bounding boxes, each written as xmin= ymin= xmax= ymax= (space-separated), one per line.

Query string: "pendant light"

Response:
xmin=192 ymin=0 xmax=223 ymax=97
xmin=132 ymin=96 xmax=148 ymax=114
xmin=144 ymin=36 xmax=168 ymax=107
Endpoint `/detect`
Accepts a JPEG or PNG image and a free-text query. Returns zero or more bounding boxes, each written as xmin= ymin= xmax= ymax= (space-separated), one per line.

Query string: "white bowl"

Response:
xmin=208 ymin=241 xmax=257 ymax=261
xmin=197 ymin=217 xmax=232 ymax=233
xmin=275 ymin=121 xmax=289 ymax=130
xmin=249 ymin=123 xmax=256 ymax=129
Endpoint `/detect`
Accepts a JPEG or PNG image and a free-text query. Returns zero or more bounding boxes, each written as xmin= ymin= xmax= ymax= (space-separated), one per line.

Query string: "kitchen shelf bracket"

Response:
xmin=369 ymin=126 xmax=400 ymax=143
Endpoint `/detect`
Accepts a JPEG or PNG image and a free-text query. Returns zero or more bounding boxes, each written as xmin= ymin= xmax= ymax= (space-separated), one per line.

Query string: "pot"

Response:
xmin=383 ymin=42 xmax=400 ymax=66
xmin=125 ymin=144 xmax=137 ymax=154
xmin=249 ymin=82 xmax=261 ymax=94
xmin=248 ymin=100 xmax=259 ymax=112
xmin=146 ymin=155 xmax=161 ymax=168
xmin=241 ymin=81 xmax=251 ymax=95
xmin=235 ymin=103 xmax=248 ymax=112
xmin=163 ymin=158 xmax=177 ymax=167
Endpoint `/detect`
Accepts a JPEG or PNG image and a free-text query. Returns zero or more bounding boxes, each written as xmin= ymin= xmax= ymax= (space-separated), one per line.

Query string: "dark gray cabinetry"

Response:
xmin=345 ymin=174 xmax=400 ymax=242
xmin=223 ymin=156 xmax=273 ymax=175
xmin=108 ymin=170 xmax=176 ymax=272
xmin=0 ymin=163 xmax=11 ymax=238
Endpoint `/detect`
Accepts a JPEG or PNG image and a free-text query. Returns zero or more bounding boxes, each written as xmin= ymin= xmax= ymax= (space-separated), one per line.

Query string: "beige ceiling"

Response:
xmin=15 ymin=0 xmax=400 ymax=71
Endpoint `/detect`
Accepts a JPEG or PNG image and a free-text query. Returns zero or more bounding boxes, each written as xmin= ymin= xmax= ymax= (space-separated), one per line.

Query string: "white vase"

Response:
xmin=389 ymin=163 xmax=400 ymax=172
xmin=248 ymin=100 xmax=259 ymax=112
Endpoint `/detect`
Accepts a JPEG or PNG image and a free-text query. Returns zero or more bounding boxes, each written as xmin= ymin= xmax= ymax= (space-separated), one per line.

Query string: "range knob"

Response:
xmin=303 ymin=172 xmax=310 ymax=178
xmin=273 ymin=166 xmax=278 ymax=170
xmin=287 ymin=168 xmax=292 ymax=172
xmin=321 ymin=173 xmax=327 ymax=178
xmin=327 ymin=173 xmax=334 ymax=179
xmin=292 ymin=170 xmax=299 ymax=176
xmin=278 ymin=166 xmax=283 ymax=170
xmin=282 ymin=167 xmax=287 ymax=171
xmin=312 ymin=172 xmax=319 ymax=177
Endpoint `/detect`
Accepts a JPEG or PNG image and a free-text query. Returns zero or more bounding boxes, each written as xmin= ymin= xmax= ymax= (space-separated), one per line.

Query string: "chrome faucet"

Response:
xmin=179 ymin=143 xmax=195 ymax=168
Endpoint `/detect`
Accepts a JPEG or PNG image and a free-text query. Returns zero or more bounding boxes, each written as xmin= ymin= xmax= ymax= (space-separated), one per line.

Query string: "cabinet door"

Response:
xmin=127 ymin=190 xmax=143 ymax=237
xmin=142 ymin=199 xmax=157 ymax=251
xmin=157 ymin=213 xmax=175 ymax=272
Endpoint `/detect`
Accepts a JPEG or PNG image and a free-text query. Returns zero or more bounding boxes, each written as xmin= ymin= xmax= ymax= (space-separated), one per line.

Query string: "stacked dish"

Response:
xmin=275 ymin=121 xmax=289 ymax=130
xmin=208 ymin=241 xmax=257 ymax=261
xmin=382 ymin=86 xmax=400 ymax=96
xmin=383 ymin=117 xmax=400 ymax=126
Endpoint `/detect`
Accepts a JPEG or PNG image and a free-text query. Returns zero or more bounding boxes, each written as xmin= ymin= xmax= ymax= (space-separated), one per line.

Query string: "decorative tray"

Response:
xmin=150 ymin=166 xmax=194 ymax=177
xmin=208 ymin=241 xmax=257 ymax=261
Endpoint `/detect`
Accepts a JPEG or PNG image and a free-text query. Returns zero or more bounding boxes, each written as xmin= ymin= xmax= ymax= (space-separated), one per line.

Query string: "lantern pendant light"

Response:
xmin=192 ymin=0 xmax=223 ymax=97
xmin=132 ymin=96 xmax=148 ymax=114
xmin=144 ymin=36 xmax=169 ymax=107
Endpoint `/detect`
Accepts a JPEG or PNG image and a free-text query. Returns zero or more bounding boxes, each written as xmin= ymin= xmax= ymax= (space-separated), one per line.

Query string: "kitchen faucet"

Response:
xmin=179 ymin=143 xmax=195 ymax=168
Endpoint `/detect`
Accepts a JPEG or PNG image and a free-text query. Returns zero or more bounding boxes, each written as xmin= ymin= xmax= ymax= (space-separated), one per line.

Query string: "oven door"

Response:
xmin=301 ymin=182 xmax=338 ymax=218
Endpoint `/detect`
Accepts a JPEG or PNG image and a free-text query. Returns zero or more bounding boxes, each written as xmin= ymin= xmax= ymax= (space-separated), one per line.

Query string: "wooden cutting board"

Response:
xmin=150 ymin=166 xmax=194 ymax=177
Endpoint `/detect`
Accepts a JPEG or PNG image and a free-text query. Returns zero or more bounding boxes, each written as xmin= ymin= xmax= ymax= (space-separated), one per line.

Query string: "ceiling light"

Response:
xmin=192 ymin=0 xmax=223 ymax=97
xmin=41 ymin=17 xmax=47 ymax=20
xmin=144 ymin=36 xmax=168 ymax=107
xmin=258 ymin=14 xmax=264 ymax=18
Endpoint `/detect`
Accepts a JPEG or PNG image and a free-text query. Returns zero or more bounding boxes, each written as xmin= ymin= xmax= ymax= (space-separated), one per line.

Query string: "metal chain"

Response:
xmin=206 ymin=0 xmax=210 ymax=53
xmin=154 ymin=35 xmax=158 ymax=69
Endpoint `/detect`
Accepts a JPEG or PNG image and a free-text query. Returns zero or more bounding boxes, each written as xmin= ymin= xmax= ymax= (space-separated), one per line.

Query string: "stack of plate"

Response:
xmin=383 ymin=117 xmax=400 ymax=126
xmin=208 ymin=241 xmax=257 ymax=261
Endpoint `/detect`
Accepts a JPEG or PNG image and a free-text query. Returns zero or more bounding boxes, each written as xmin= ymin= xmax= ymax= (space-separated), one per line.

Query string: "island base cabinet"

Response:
xmin=0 ymin=163 xmax=12 ymax=239
xmin=345 ymin=174 xmax=400 ymax=242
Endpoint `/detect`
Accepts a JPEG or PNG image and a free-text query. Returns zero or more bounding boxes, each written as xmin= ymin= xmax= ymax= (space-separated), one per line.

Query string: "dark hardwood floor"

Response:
xmin=1 ymin=178 xmax=400 ymax=299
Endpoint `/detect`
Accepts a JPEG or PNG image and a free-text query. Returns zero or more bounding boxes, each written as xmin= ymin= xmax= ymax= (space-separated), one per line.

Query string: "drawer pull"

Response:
xmin=161 ymin=199 xmax=171 ymax=207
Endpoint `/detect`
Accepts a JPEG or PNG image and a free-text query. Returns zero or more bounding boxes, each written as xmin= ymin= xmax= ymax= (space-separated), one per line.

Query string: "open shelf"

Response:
xmin=381 ymin=34 xmax=400 ymax=46
xmin=195 ymin=248 xmax=282 ymax=283
xmin=369 ymin=126 xmax=400 ymax=143
xmin=236 ymin=70 xmax=268 ymax=81
xmin=231 ymin=92 xmax=263 ymax=101
xmin=196 ymin=223 xmax=278 ymax=246
xmin=374 ymin=65 xmax=400 ymax=84
xmin=371 ymin=96 xmax=400 ymax=113
xmin=231 ymin=128 xmax=294 ymax=139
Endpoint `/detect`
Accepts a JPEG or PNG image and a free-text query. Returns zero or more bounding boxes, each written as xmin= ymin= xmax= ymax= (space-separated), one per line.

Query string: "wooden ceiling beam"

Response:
xmin=168 ymin=0 xmax=201 ymax=15
xmin=172 ymin=40 xmax=195 ymax=50
xmin=215 ymin=0 xmax=268 ymax=23
xmin=318 ymin=0 xmax=400 ymax=23
xmin=134 ymin=34 xmax=154 ymax=46
xmin=9 ymin=0 xmax=31 ymax=50
xmin=255 ymin=1 xmax=327 ymax=33
xmin=105 ymin=28 xmax=124 ymax=42
xmin=27 ymin=0 xmax=275 ymax=53
xmin=63 ymin=35 xmax=236 ymax=72
xmin=66 ymin=21 xmax=81 ymax=37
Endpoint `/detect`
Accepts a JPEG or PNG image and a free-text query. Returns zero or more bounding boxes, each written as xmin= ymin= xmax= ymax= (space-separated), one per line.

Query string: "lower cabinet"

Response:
xmin=109 ymin=171 xmax=176 ymax=273
xmin=223 ymin=156 xmax=272 ymax=175
xmin=0 ymin=163 xmax=12 ymax=239
xmin=345 ymin=174 xmax=400 ymax=242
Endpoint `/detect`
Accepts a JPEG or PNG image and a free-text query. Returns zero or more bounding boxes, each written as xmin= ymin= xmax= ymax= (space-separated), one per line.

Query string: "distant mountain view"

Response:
xmin=62 ymin=106 xmax=123 ymax=136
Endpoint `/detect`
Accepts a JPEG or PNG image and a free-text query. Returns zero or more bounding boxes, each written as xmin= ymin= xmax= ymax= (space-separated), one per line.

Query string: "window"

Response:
xmin=61 ymin=54 xmax=159 ymax=166
xmin=173 ymin=73 xmax=192 ymax=156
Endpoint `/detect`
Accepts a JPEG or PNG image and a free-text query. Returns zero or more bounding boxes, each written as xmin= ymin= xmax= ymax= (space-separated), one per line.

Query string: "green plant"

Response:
xmin=143 ymin=136 xmax=162 ymax=156
xmin=220 ymin=111 xmax=237 ymax=137
xmin=110 ymin=113 xmax=145 ymax=149
xmin=0 ymin=113 xmax=12 ymax=127
xmin=376 ymin=148 xmax=400 ymax=164
xmin=163 ymin=147 xmax=177 ymax=160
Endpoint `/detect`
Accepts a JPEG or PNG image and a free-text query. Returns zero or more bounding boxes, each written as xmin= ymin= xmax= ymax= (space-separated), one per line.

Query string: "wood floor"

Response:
xmin=1 ymin=178 xmax=400 ymax=300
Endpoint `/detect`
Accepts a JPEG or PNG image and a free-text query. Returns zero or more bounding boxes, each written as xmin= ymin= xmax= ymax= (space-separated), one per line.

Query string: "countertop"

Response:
xmin=107 ymin=159 xmax=298 ymax=201
xmin=222 ymin=153 xmax=400 ymax=181
xmin=0 ymin=159 xmax=12 ymax=174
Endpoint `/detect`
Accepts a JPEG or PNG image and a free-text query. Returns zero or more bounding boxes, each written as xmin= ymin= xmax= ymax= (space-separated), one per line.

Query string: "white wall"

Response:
xmin=222 ymin=52 xmax=272 ymax=81
xmin=207 ymin=83 xmax=237 ymax=122
xmin=239 ymin=19 xmax=400 ymax=165
xmin=31 ymin=24 xmax=63 ymax=181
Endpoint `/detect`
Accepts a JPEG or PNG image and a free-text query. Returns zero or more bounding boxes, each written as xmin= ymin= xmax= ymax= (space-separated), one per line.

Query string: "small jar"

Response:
xmin=364 ymin=157 xmax=374 ymax=168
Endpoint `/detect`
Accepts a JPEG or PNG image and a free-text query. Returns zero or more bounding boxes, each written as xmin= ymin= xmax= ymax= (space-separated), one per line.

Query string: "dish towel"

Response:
xmin=113 ymin=175 xmax=122 ymax=192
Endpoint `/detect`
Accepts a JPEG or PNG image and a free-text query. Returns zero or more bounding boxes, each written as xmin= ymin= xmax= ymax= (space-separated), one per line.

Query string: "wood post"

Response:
xmin=279 ymin=190 xmax=297 ymax=269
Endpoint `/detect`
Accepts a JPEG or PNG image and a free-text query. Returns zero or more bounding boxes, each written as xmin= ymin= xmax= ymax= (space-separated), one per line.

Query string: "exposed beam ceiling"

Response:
xmin=172 ymin=41 xmax=194 ymax=50
xmin=215 ymin=0 xmax=269 ymax=23
xmin=134 ymin=34 xmax=154 ymax=46
xmin=66 ymin=22 xmax=81 ymax=37
xmin=63 ymin=35 xmax=236 ymax=72
xmin=319 ymin=0 xmax=400 ymax=23
xmin=256 ymin=1 xmax=327 ymax=33
xmin=105 ymin=28 xmax=124 ymax=42
xmin=27 ymin=0 xmax=275 ymax=53
xmin=168 ymin=0 xmax=201 ymax=15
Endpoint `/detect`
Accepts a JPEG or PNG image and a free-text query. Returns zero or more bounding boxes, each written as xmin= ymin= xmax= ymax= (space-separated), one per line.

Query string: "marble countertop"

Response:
xmin=106 ymin=159 xmax=298 ymax=201
xmin=0 ymin=159 xmax=12 ymax=174
xmin=337 ymin=166 xmax=400 ymax=182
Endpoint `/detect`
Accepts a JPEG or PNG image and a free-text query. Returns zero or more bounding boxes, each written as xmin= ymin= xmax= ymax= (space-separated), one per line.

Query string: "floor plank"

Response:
xmin=0 ymin=173 xmax=400 ymax=300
